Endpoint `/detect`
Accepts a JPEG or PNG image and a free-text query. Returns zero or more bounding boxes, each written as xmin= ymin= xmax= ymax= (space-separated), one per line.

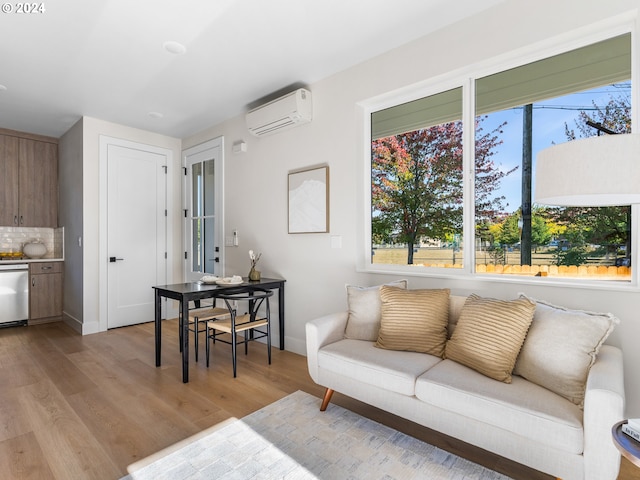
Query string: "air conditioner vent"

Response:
xmin=246 ymin=88 xmax=312 ymax=137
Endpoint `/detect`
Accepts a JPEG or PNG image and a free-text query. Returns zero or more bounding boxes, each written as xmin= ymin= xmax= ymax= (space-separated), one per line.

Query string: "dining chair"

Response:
xmin=205 ymin=288 xmax=273 ymax=377
xmin=179 ymin=299 xmax=231 ymax=362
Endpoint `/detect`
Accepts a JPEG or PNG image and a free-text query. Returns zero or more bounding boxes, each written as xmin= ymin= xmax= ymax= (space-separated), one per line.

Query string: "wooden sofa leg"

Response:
xmin=320 ymin=388 xmax=334 ymax=411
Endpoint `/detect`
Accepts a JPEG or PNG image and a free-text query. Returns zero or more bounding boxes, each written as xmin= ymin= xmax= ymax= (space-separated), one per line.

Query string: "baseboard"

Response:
xmin=61 ymin=311 xmax=101 ymax=335
xmin=81 ymin=319 xmax=101 ymax=335
xmin=62 ymin=311 xmax=82 ymax=333
xmin=285 ymin=335 xmax=307 ymax=356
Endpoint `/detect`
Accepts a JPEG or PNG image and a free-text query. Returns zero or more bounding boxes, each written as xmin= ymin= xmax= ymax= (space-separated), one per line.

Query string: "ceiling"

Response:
xmin=0 ymin=0 xmax=506 ymax=139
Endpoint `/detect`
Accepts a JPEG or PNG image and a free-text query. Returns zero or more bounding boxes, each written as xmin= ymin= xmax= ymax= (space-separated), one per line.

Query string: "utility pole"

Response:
xmin=521 ymin=104 xmax=532 ymax=266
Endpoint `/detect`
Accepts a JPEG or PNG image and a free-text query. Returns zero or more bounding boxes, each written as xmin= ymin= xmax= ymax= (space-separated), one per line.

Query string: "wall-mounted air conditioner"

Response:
xmin=246 ymin=88 xmax=312 ymax=137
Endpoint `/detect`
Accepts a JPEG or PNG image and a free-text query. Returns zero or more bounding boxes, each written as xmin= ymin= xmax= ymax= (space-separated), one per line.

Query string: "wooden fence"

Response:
xmin=418 ymin=262 xmax=631 ymax=279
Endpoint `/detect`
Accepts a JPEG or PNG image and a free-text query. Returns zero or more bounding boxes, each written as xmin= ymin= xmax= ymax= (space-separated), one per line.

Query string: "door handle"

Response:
xmin=109 ymin=257 xmax=125 ymax=263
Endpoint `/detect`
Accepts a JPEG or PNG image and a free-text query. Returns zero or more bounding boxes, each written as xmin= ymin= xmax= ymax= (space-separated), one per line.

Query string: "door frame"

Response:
xmin=98 ymin=136 xmax=174 ymax=332
xmin=182 ymin=136 xmax=225 ymax=281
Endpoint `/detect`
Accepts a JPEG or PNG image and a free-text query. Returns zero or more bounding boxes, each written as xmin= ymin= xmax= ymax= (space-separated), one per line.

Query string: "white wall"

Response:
xmin=58 ymin=118 xmax=84 ymax=326
xmin=185 ymin=0 xmax=640 ymax=414
xmin=79 ymin=117 xmax=182 ymax=334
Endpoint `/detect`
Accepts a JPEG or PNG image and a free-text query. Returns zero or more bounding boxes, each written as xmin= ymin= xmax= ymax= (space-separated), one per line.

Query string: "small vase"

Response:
xmin=249 ymin=268 xmax=261 ymax=281
xmin=23 ymin=241 xmax=47 ymax=259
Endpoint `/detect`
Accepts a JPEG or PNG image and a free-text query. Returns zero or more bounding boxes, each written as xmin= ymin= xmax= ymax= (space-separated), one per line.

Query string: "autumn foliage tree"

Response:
xmin=372 ymin=118 xmax=511 ymax=264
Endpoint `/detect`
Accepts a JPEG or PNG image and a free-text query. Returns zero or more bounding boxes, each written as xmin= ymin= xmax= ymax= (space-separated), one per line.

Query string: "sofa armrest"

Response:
xmin=305 ymin=312 xmax=348 ymax=383
xmin=583 ymin=344 xmax=625 ymax=480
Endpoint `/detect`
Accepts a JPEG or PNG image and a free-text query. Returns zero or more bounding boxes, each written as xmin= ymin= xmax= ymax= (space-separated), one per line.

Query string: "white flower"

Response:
xmin=249 ymin=250 xmax=262 ymax=268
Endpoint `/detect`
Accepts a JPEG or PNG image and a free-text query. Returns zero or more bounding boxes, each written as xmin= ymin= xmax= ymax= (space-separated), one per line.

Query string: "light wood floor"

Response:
xmin=0 ymin=320 xmax=638 ymax=480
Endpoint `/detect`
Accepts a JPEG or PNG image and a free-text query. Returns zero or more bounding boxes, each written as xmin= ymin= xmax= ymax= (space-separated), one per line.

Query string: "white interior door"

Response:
xmin=107 ymin=144 xmax=167 ymax=328
xmin=184 ymin=138 xmax=224 ymax=282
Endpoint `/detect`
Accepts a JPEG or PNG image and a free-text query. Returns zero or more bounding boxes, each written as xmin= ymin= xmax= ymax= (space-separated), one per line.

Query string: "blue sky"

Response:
xmin=480 ymin=83 xmax=631 ymax=213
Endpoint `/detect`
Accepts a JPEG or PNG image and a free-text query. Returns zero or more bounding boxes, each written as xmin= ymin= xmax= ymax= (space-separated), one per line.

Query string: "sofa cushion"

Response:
xmin=444 ymin=295 xmax=535 ymax=383
xmin=447 ymin=295 xmax=468 ymax=338
xmin=415 ymin=359 xmax=584 ymax=454
xmin=318 ymin=339 xmax=441 ymax=396
xmin=375 ymin=287 xmax=450 ymax=356
xmin=513 ymin=294 xmax=619 ymax=406
xmin=344 ymin=279 xmax=408 ymax=341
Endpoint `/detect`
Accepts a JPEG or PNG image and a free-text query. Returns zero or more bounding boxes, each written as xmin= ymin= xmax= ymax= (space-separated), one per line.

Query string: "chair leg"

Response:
xmin=205 ymin=323 xmax=210 ymax=368
xmin=320 ymin=388 xmax=333 ymax=412
xmin=194 ymin=317 xmax=199 ymax=362
xmin=231 ymin=330 xmax=237 ymax=378
xmin=267 ymin=311 xmax=271 ymax=365
xmin=320 ymin=388 xmax=334 ymax=411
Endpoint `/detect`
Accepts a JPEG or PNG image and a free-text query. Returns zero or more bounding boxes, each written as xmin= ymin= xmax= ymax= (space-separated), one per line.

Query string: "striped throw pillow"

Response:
xmin=445 ymin=295 xmax=535 ymax=383
xmin=375 ymin=286 xmax=450 ymax=356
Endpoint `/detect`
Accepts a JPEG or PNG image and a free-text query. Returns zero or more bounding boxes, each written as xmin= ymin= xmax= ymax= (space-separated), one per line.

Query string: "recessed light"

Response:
xmin=163 ymin=41 xmax=186 ymax=55
xmin=148 ymin=111 xmax=164 ymax=119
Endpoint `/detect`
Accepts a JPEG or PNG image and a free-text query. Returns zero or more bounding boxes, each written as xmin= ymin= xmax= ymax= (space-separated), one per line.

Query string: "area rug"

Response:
xmin=122 ymin=390 xmax=512 ymax=480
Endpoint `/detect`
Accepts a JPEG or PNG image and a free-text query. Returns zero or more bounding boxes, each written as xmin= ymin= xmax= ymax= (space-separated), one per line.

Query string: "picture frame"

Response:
xmin=288 ymin=166 xmax=329 ymax=234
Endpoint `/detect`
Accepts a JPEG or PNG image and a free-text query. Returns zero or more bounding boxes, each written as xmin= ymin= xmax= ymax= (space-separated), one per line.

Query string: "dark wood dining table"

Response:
xmin=153 ymin=277 xmax=286 ymax=383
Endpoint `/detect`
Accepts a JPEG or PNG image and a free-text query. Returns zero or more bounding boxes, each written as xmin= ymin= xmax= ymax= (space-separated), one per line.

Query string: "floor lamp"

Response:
xmin=535 ymin=134 xmax=640 ymax=207
xmin=537 ymin=134 xmax=640 ymax=467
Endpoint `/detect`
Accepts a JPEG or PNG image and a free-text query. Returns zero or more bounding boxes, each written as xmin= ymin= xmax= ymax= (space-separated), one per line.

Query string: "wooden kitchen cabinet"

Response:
xmin=0 ymin=129 xmax=58 ymax=228
xmin=29 ymin=262 xmax=63 ymax=324
xmin=0 ymin=134 xmax=19 ymax=227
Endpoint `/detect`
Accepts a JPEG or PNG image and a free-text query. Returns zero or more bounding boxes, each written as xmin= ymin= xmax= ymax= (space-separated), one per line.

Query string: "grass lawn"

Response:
xmin=371 ymin=247 xmax=630 ymax=280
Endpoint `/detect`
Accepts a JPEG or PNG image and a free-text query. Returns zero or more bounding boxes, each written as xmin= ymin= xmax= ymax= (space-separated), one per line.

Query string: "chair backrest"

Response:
xmin=216 ymin=288 xmax=274 ymax=319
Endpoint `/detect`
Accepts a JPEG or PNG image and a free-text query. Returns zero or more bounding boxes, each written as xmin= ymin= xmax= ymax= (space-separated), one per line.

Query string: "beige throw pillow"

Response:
xmin=375 ymin=286 xmax=450 ymax=356
xmin=344 ymin=280 xmax=408 ymax=341
xmin=513 ymin=294 xmax=619 ymax=406
xmin=445 ymin=294 xmax=535 ymax=383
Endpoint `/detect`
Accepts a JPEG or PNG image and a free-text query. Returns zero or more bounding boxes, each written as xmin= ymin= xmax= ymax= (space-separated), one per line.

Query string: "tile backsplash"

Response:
xmin=0 ymin=226 xmax=64 ymax=259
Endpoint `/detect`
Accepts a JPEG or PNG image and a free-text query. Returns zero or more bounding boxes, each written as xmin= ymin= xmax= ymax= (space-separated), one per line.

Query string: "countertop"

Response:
xmin=0 ymin=258 xmax=64 ymax=265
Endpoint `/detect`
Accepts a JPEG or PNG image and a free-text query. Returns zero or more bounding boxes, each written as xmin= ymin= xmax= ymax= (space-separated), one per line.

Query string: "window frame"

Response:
xmin=357 ymin=22 xmax=639 ymax=291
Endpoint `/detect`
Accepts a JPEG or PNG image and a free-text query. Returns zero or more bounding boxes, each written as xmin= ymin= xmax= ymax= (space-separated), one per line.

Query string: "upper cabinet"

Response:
xmin=0 ymin=134 xmax=19 ymax=226
xmin=0 ymin=129 xmax=58 ymax=228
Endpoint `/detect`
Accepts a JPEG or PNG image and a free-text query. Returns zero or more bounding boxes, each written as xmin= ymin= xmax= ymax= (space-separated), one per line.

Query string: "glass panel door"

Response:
xmin=183 ymin=138 xmax=223 ymax=281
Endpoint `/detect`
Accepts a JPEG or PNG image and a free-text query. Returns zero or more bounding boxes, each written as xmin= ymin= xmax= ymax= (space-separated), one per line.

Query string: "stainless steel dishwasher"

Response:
xmin=0 ymin=264 xmax=29 ymax=327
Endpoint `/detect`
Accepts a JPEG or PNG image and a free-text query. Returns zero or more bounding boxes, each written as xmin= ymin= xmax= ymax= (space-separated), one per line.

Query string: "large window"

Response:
xmin=369 ymin=33 xmax=632 ymax=282
xmin=371 ymin=87 xmax=465 ymax=267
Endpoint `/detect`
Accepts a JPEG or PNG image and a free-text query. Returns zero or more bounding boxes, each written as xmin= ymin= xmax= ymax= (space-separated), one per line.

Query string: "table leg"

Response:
xmin=155 ymin=289 xmax=162 ymax=367
xmin=181 ymin=297 xmax=190 ymax=383
xmin=278 ymin=284 xmax=285 ymax=350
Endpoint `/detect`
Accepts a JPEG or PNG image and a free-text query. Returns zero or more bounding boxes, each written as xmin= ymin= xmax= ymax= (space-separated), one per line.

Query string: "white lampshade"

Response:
xmin=535 ymin=134 xmax=640 ymax=206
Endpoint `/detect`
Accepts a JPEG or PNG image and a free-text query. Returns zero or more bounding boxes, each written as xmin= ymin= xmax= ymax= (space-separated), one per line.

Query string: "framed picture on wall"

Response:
xmin=288 ymin=166 xmax=329 ymax=234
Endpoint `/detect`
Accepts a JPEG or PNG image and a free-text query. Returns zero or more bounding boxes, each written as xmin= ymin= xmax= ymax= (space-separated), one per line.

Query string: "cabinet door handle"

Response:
xmin=19 ymin=215 xmax=23 ymax=225
xmin=32 ymin=278 xmax=35 ymax=287
xmin=41 ymin=266 xmax=52 ymax=270
xmin=14 ymin=215 xmax=18 ymax=225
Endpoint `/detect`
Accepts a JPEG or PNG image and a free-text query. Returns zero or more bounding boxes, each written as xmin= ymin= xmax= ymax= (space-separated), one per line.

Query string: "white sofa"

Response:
xmin=306 ymin=293 xmax=625 ymax=480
